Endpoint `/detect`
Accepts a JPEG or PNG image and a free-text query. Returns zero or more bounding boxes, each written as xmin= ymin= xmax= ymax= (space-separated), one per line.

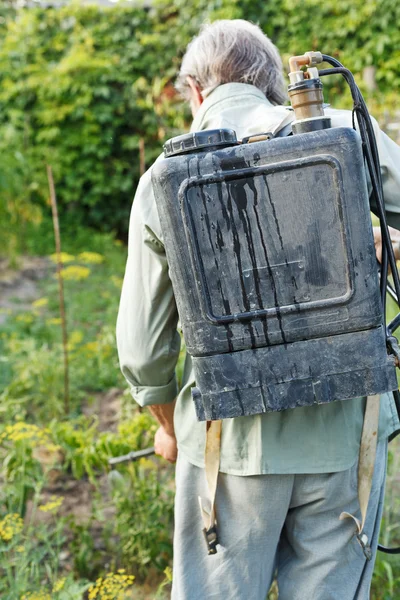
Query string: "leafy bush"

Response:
xmin=0 ymin=3 xmax=188 ymax=246
xmin=1 ymin=1 xmax=399 ymax=255
xmin=110 ymin=460 xmax=174 ymax=578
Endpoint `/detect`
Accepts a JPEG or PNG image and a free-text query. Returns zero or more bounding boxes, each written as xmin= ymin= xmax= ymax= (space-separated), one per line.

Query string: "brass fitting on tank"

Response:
xmin=288 ymin=51 xmax=331 ymax=134
xmin=288 ymin=51 xmax=323 ymax=85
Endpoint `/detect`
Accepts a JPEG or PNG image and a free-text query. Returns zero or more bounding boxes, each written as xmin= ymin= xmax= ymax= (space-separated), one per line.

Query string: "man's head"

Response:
xmin=176 ymin=19 xmax=286 ymax=115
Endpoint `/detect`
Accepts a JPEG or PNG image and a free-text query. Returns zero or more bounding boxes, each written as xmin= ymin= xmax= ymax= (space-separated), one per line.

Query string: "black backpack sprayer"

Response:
xmin=111 ymin=53 xmax=400 ymax=557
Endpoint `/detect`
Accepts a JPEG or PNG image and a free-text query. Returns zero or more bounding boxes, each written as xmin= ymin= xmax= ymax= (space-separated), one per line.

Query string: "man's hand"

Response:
xmin=154 ymin=426 xmax=178 ymax=463
xmin=148 ymin=401 xmax=177 ymax=463
xmin=373 ymin=225 xmax=400 ymax=264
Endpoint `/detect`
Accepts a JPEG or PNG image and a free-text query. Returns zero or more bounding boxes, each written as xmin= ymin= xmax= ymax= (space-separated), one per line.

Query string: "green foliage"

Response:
xmin=0 ymin=233 xmax=172 ymax=584
xmin=372 ymin=433 xmax=400 ymax=599
xmin=0 ymin=226 xmax=177 ymax=590
xmin=0 ymin=406 xmax=171 ymax=592
xmin=50 ymin=412 xmax=156 ymax=481
xmin=1 ymin=1 xmax=399 ymax=255
xmin=0 ymin=236 xmax=126 ymax=420
xmin=0 ymin=507 xmax=89 ymax=600
xmin=0 ymin=3 xmax=188 ymax=246
xmin=0 ymin=421 xmax=90 ymax=599
xmin=1 ymin=336 xmax=66 ymax=421
xmin=110 ymin=460 xmax=174 ymax=578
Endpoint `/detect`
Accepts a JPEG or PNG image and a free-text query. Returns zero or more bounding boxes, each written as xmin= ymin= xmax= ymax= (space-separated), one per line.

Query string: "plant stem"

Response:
xmin=46 ymin=165 xmax=70 ymax=414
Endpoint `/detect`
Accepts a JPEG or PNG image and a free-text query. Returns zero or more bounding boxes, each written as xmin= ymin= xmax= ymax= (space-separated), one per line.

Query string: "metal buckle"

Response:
xmin=356 ymin=531 xmax=372 ymax=561
xmin=203 ymin=525 xmax=219 ymax=555
xmin=241 ymin=132 xmax=273 ymax=144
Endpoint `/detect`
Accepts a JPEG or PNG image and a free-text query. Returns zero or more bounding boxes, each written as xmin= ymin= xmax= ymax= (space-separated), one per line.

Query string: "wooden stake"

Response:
xmin=47 ymin=165 xmax=70 ymax=414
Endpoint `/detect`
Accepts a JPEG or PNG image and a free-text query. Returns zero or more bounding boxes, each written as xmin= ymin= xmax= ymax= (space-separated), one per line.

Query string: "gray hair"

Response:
xmin=176 ymin=20 xmax=287 ymax=105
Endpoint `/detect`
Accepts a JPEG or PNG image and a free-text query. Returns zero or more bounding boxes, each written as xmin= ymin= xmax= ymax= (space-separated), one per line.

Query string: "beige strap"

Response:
xmin=198 ymin=419 xmax=222 ymax=555
xmin=339 ymin=394 xmax=380 ymax=560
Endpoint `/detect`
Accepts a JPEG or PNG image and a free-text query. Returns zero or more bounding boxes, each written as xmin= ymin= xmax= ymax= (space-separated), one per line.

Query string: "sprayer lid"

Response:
xmin=163 ymin=129 xmax=238 ymax=158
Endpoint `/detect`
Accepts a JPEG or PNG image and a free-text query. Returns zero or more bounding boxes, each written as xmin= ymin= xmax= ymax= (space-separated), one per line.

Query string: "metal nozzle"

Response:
xmin=288 ymin=50 xmax=330 ymax=133
xmin=304 ymin=51 xmax=323 ymax=67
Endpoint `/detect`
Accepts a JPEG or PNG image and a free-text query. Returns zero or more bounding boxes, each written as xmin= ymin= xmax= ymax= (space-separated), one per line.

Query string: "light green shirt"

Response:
xmin=117 ymin=83 xmax=400 ymax=475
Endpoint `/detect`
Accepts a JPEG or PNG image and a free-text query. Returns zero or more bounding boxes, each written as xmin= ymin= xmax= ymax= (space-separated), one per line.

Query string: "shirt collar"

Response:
xmin=190 ymin=83 xmax=272 ymax=132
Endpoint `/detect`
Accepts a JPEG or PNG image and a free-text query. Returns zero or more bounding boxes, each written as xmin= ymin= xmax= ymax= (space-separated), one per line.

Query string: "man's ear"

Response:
xmin=186 ymin=76 xmax=203 ymax=116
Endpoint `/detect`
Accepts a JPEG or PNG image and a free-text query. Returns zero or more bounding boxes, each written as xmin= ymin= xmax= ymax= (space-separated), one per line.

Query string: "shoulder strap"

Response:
xmin=339 ymin=394 xmax=381 ymax=560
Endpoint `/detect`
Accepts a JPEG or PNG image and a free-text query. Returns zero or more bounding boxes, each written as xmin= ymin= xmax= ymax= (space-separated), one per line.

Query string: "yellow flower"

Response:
xmin=52 ymin=577 xmax=66 ymax=593
xmin=77 ymin=251 xmax=104 ymax=264
xmin=101 ymin=343 xmax=112 ymax=358
xmin=39 ymin=496 xmax=64 ymax=513
xmin=138 ymin=457 xmax=156 ymax=471
xmin=2 ymin=422 xmax=51 ymax=447
xmin=16 ymin=314 xmax=34 ymax=324
xmin=69 ymin=330 xmax=84 ymax=346
xmin=87 ymin=571 xmax=135 ymax=599
xmin=21 ymin=592 xmax=52 ymax=600
xmin=49 ymin=252 xmax=75 ymax=264
xmin=16 ymin=545 xmax=25 ymax=553
xmin=82 ymin=341 xmax=98 ymax=357
xmin=46 ymin=317 xmax=62 ymax=326
xmin=0 ymin=513 xmax=24 ymax=541
xmin=163 ymin=566 xmax=173 ymax=582
xmin=60 ymin=265 xmax=90 ymax=281
xmin=32 ymin=298 xmax=48 ymax=309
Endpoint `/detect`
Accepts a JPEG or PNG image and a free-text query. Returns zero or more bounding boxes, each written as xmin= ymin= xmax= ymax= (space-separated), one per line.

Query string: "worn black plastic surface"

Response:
xmin=163 ymin=129 xmax=238 ymax=157
xmin=151 ymin=127 xmax=397 ymax=421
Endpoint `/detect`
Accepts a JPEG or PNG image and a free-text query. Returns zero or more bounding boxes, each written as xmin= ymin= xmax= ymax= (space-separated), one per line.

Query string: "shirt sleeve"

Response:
xmin=116 ymin=168 xmax=181 ymax=407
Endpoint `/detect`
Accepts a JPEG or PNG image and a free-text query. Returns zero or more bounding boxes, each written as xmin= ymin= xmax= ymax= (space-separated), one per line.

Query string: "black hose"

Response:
xmin=320 ymin=55 xmax=400 ymax=556
xmin=318 ymin=67 xmax=400 ymax=304
xmin=377 ymin=544 xmax=400 ymax=555
xmin=381 ymin=242 xmax=388 ymax=325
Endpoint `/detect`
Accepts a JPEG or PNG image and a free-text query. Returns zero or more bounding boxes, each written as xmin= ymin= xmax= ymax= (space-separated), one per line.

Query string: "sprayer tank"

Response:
xmin=151 ymin=126 xmax=397 ymax=421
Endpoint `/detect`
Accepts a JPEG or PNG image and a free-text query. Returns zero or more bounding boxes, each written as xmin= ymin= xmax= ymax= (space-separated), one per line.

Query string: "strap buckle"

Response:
xmin=356 ymin=531 xmax=372 ymax=561
xmin=203 ymin=524 xmax=219 ymax=555
xmin=241 ymin=132 xmax=274 ymax=144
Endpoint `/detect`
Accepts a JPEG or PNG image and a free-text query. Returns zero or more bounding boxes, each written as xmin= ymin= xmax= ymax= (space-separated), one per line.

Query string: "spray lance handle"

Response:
xmin=108 ymin=446 xmax=155 ymax=468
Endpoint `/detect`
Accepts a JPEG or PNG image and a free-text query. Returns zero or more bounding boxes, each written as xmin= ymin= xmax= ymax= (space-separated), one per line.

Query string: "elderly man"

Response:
xmin=117 ymin=20 xmax=400 ymax=600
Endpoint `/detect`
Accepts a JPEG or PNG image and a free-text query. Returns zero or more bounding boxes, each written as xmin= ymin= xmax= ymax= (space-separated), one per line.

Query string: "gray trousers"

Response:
xmin=172 ymin=441 xmax=387 ymax=600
